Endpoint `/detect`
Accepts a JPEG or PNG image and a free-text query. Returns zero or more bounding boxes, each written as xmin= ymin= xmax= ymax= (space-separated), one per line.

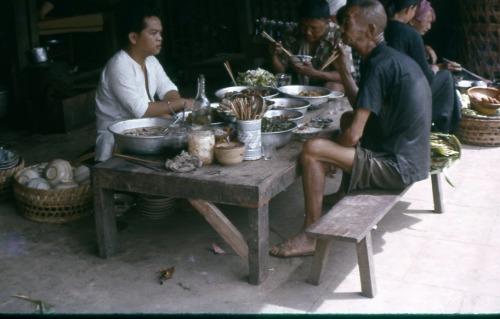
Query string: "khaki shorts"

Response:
xmin=341 ymin=146 xmax=407 ymax=193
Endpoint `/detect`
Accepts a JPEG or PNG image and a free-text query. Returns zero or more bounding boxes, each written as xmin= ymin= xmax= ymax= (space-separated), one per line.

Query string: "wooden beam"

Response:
xmin=188 ymin=199 xmax=249 ymax=260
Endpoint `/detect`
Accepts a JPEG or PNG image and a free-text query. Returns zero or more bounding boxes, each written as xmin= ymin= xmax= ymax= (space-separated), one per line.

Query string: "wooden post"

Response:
xmin=93 ymin=174 xmax=118 ymax=258
xmin=431 ymin=173 xmax=445 ymax=214
xmin=247 ymin=204 xmax=269 ymax=285
xmin=356 ymin=232 xmax=376 ymax=298
xmin=307 ymin=239 xmax=332 ymax=286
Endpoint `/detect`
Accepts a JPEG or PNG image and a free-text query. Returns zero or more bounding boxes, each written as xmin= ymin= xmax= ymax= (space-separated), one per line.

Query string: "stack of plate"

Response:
xmin=0 ymin=148 xmax=19 ymax=170
xmin=136 ymin=195 xmax=176 ymax=220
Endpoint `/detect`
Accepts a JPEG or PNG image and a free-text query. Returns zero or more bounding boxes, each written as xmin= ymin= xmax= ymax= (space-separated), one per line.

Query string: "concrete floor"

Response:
xmin=1 ymin=122 xmax=500 ymax=314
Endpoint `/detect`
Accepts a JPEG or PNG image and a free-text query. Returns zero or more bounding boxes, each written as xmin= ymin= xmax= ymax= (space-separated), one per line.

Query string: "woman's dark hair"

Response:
xmin=298 ymin=0 xmax=331 ymax=19
xmin=385 ymin=0 xmax=420 ymax=17
xmin=116 ymin=0 xmax=160 ymax=48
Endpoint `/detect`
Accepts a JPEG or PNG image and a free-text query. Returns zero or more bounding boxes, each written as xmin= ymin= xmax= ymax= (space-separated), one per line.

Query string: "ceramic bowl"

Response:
xmin=26 ymin=178 xmax=51 ymax=190
xmin=16 ymin=168 xmax=40 ymax=185
xmin=73 ymin=165 xmax=90 ymax=184
xmin=44 ymin=159 xmax=73 ymax=185
xmin=214 ymin=142 xmax=245 ymax=165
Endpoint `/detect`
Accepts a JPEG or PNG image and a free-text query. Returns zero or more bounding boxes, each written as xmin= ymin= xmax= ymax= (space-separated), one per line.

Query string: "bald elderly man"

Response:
xmin=270 ymin=0 xmax=432 ymax=257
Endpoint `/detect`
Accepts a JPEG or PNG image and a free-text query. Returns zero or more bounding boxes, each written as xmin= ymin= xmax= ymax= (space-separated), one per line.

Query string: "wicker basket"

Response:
xmin=457 ymin=113 xmax=500 ymax=146
xmin=13 ymin=166 xmax=93 ymax=223
xmin=0 ymin=158 xmax=25 ymax=201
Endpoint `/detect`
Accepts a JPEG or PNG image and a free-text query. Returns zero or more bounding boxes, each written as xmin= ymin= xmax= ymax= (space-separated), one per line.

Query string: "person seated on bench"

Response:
xmin=95 ymin=0 xmax=193 ymax=162
xmin=270 ymin=0 xmax=432 ymax=258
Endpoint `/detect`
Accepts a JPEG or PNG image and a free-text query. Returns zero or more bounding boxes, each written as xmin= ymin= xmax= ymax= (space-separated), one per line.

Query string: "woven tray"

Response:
xmin=457 ymin=113 xmax=500 ymax=146
xmin=13 ymin=166 xmax=93 ymax=224
xmin=0 ymin=158 xmax=25 ymax=201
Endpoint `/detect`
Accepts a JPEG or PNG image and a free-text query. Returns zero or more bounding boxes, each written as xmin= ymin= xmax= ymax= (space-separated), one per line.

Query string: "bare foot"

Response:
xmin=269 ymin=232 xmax=316 ymax=258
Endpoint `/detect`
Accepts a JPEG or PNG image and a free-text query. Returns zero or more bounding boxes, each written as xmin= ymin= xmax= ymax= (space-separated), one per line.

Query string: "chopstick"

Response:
xmin=223 ymin=61 xmax=238 ymax=86
xmin=260 ymin=31 xmax=294 ymax=58
xmin=320 ymin=51 xmax=340 ymax=71
xmin=442 ymin=58 xmax=492 ymax=84
xmin=113 ymin=153 xmax=163 ymax=172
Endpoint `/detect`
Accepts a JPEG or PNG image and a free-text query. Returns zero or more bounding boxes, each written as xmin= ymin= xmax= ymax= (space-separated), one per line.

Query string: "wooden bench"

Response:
xmin=305 ymin=172 xmax=445 ymax=297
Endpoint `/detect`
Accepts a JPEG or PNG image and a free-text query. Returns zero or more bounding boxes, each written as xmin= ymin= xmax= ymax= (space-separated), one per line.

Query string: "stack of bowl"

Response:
xmin=0 ymin=148 xmax=19 ymax=171
xmin=136 ymin=194 xmax=176 ymax=220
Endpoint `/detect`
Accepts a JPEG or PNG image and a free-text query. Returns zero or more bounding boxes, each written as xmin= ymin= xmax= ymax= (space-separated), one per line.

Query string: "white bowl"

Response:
xmin=73 ymin=165 xmax=90 ymax=184
xmin=26 ymin=178 xmax=51 ymax=190
xmin=17 ymin=168 xmax=40 ymax=185
xmin=45 ymin=159 xmax=73 ymax=185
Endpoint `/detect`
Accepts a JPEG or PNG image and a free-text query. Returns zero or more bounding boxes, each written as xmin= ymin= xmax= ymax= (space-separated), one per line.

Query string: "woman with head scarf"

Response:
xmin=409 ymin=0 xmax=461 ymax=73
xmin=384 ymin=0 xmax=461 ymax=133
xmin=270 ymin=0 xmax=349 ymax=91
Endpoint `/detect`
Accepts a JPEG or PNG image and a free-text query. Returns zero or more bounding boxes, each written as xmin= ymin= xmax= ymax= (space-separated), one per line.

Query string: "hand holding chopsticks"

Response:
xmin=223 ymin=60 xmax=238 ymax=86
xmin=442 ymin=57 xmax=492 ymax=84
xmin=261 ymin=31 xmax=294 ymax=58
xmin=320 ymin=50 xmax=340 ymax=71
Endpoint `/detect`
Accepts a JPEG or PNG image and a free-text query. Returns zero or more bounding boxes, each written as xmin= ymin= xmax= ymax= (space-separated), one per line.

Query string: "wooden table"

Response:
xmin=92 ymin=100 xmax=346 ymax=285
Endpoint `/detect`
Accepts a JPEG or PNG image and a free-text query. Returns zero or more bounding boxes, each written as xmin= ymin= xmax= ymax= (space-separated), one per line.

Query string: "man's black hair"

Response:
xmin=298 ymin=0 xmax=331 ymax=20
xmin=116 ymin=0 xmax=160 ymax=48
xmin=385 ymin=0 xmax=420 ymax=17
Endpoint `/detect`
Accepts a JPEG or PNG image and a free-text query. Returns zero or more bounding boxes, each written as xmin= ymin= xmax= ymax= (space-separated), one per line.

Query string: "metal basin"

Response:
xmin=263 ymin=109 xmax=304 ymax=125
xmin=278 ymin=85 xmax=332 ymax=106
xmin=266 ymin=97 xmax=310 ymax=115
xmin=108 ymin=118 xmax=187 ymax=155
xmin=261 ymin=122 xmax=298 ymax=149
xmin=215 ymin=86 xmax=279 ymax=100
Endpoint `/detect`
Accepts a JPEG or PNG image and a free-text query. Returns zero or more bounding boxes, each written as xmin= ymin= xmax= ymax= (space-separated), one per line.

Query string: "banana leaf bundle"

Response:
xmin=430 ymin=133 xmax=461 ymax=174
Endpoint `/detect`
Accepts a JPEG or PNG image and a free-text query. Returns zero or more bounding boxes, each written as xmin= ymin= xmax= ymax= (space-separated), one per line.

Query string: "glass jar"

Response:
xmin=188 ymin=129 xmax=215 ymax=165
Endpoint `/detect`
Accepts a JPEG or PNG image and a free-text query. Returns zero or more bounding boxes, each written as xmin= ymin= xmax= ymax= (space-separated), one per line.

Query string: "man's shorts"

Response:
xmin=342 ymin=145 xmax=407 ymax=193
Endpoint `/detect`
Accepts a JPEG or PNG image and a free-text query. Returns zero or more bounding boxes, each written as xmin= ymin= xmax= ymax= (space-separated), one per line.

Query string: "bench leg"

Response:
xmin=307 ymin=239 xmax=332 ymax=286
xmin=431 ymin=173 xmax=445 ymax=214
xmin=356 ymin=232 xmax=376 ymax=298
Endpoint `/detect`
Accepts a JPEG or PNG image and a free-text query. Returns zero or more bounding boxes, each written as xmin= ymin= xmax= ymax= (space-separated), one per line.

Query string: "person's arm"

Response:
xmin=270 ymin=42 xmax=287 ymax=74
xmin=332 ymin=45 xmax=359 ymax=105
xmin=290 ymin=61 xmax=342 ymax=82
xmin=410 ymin=34 xmax=434 ymax=82
xmin=143 ymin=91 xmax=192 ymax=117
xmin=335 ymin=107 xmax=371 ymax=147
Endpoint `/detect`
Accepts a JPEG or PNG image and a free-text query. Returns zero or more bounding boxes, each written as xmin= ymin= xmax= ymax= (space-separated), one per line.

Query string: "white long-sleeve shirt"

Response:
xmin=95 ymin=50 xmax=178 ymax=161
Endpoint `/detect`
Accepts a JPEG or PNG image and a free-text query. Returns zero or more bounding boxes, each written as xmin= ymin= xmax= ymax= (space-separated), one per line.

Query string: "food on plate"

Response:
xmin=470 ymin=92 xmax=500 ymax=104
xmin=236 ymin=68 xmax=276 ymax=87
xmin=122 ymin=126 xmax=165 ymax=137
xmin=223 ymin=87 xmax=275 ymax=99
xmin=298 ymin=90 xmax=324 ymax=97
xmin=262 ymin=116 xmax=296 ymax=133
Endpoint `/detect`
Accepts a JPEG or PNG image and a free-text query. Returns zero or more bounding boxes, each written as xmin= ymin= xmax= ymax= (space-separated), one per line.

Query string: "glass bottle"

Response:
xmin=192 ymin=74 xmax=212 ymax=126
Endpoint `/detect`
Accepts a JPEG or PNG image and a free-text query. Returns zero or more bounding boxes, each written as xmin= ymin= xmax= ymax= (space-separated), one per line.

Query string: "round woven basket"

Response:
xmin=457 ymin=113 xmax=500 ymax=146
xmin=13 ymin=166 xmax=93 ymax=223
xmin=0 ymin=158 xmax=25 ymax=201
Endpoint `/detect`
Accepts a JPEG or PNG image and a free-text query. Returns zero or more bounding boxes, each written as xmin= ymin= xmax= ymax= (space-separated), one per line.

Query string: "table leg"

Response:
xmin=247 ymin=204 xmax=269 ymax=285
xmin=93 ymin=186 xmax=118 ymax=258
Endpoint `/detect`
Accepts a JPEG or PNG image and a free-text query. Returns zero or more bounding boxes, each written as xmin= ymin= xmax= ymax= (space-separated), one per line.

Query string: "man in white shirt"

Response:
xmin=95 ymin=1 xmax=193 ymax=162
